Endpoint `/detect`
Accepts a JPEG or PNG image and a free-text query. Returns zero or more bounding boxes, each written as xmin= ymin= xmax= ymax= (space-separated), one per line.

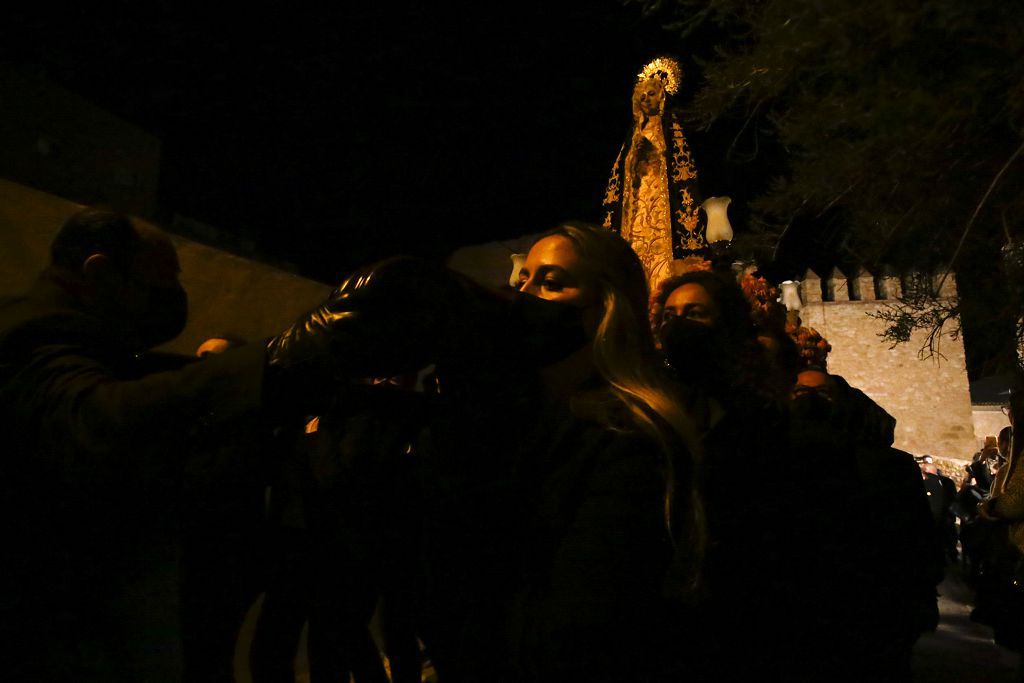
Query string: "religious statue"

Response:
xmin=602 ymin=56 xmax=707 ymax=290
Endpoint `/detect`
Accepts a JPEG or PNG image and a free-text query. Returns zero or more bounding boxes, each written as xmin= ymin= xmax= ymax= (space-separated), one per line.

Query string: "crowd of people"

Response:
xmin=1 ymin=208 xmax=1021 ymax=682
xmin=927 ymin=419 xmax=1024 ymax=661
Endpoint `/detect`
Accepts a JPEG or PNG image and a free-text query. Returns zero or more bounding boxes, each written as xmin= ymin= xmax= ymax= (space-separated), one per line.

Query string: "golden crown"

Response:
xmin=636 ymin=56 xmax=682 ymax=95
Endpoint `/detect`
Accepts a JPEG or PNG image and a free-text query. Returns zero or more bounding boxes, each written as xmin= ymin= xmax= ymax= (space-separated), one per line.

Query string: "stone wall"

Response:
xmin=972 ymin=406 xmax=1011 ymax=451
xmin=797 ymin=269 xmax=976 ymax=461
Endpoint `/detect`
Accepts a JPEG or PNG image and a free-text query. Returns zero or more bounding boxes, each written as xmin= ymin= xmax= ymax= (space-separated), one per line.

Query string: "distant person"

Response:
xmin=921 ymin=460 xmax=959 ymax=562
xmin=970 ymin=447 xmax=996 ymax=493
xmin=957 ymin=447 xmax=1001 ymax=578
xmin=977 ymin=392 xmax=1024 ymax=655
xmin=993 ymin=426 xmax=1014 ymax=487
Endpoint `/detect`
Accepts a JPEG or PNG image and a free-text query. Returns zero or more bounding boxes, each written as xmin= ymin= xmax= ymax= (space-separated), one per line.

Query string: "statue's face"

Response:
xmin=633 ymin=78 xmax=665 ymax=116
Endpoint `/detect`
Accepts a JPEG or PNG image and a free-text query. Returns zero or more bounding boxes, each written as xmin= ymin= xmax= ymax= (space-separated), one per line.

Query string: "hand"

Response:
xmin=976 ymin=499 xmax=996 ymax=521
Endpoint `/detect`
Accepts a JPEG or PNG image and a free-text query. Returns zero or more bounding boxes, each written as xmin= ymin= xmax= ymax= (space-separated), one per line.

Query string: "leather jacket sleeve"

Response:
xmin=264 ymin=257 xmax=587 ymax=412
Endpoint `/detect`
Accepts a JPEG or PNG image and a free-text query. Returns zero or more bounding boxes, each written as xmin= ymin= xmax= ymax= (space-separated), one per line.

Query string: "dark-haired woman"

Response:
xmin=652 ymin=269 xmax=793 ymax=681
xmin=652 ymin=269 xmax=793 ymax=407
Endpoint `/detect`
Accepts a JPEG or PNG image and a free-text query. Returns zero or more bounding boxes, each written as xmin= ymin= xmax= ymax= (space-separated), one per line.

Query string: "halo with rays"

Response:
xmin=636 ymin=56 xmax=682 ymax=95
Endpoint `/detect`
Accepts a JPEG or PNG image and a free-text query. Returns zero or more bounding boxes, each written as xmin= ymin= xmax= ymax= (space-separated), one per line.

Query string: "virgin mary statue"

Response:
xmin=602 ymin=57 xmax=707 ymax=290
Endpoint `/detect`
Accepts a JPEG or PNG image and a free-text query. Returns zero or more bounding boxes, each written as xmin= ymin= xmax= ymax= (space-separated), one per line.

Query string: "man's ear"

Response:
xmin=82 ymin=253 xmax=112 ymax=281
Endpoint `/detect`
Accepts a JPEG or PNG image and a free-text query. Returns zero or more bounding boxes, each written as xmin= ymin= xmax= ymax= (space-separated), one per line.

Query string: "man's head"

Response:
xmin=792 ymin=367 xmax=836 ymax=400
xmin=790 ymin=367 xmax=837 ymax=421
xmin=50 ymin=208 xmax=188 ymax=349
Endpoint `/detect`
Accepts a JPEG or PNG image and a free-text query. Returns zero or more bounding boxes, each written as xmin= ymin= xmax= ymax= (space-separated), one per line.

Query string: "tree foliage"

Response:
xmin=867 ymin=272 xmax=961 ymax=358
xmin=633 ymin=0 xmax=1024 ymax=372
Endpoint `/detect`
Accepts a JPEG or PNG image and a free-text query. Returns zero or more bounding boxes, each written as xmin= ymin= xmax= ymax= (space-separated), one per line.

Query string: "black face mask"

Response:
xmin=134 ymin=284 xmax=188 ymax=348
xmin=658 ymin=317 xmax=723 ymax=386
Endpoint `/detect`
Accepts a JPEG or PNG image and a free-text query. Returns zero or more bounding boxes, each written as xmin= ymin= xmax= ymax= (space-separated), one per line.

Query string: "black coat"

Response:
xmin=416 ymin=369 xmax=683 ymax=682
xmin=784 ymin=391 xmax=942 ymax=682
xmin=0 ymin=272 xmax=266 ymax=681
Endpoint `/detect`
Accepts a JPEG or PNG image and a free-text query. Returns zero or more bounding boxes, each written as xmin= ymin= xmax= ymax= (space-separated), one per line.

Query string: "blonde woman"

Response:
xmin=487 ymin=222 xmax=704 ymax=681
xmin=268 ymin=225 xmax=705 ymax=680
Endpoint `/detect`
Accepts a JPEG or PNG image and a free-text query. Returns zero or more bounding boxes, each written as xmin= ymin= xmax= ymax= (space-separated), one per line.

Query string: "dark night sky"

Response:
xmin=7 ymin=4 xmax=745 ymax=282
xmin=5 ymin=5 xmax=1013 ymax=377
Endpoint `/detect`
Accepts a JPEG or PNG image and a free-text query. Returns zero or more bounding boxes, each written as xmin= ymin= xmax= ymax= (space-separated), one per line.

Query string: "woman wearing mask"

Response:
xmin=652 ymin=269 xmax=792 ymax=407
xmin=651 ymin=269 xmax=792 ymax=681
xmin=269 ymin=223 xmax=705 ymax=681
xmin=467 ymin=223 xmax=707 ymax=681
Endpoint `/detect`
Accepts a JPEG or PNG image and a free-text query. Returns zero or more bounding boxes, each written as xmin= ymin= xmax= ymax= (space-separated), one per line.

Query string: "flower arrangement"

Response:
xmin=788 ymin=324 xmax=833 ymax=369
xmin=740 ymin=273 xmax=787 ymax=332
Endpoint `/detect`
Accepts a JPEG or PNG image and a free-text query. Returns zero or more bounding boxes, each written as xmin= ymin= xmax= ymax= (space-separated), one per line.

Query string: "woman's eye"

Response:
xmin=543 ymin=280 xmax=564 ymax=291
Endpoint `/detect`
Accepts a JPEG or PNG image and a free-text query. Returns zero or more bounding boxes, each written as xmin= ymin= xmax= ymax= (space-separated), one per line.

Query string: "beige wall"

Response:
xmin=446 ymin=233 xmax=542 ymax=290
xmin=973 ymin=407 xmax=1011 ymax=451
xmin=800 ymin=297 xmax=976 ymax=460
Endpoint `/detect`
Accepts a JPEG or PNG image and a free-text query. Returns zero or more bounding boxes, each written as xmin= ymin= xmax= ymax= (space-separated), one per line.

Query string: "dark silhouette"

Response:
xmin=654 ymin=269 xmax=792 ymax=681
xmin=0 ymin=208 xmax=405 ymax=680
xmin=179 ymin=336 xmax=276 ymax=683
xmin=785 ymin=367 xmax=942 ymax=683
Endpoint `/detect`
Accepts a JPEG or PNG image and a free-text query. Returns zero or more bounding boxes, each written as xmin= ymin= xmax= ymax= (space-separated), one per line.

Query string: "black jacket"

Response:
xmin=423 ymin=395 xmax=680 ymax=683
xmin=0 ymin=271 xmax=266 ymax=681
xmin=784 ymin=382 xmax=942 ymax=682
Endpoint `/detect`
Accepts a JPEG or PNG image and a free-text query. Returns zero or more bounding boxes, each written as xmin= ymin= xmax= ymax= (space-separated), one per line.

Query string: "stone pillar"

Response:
xmin=827 ymin=267 xmax=849 ymax=302
xmin=878 ymin=266 xmax=902 ymax=300
xmin=850 ymin=267 xmax=876 ymax=301
xmin=801 ymin=269 xmax=822 ymax=304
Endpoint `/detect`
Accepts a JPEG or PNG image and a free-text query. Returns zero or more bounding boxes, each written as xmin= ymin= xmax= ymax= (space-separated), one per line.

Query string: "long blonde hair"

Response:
xmin=540 ymin=222 xmax=706 ymax=587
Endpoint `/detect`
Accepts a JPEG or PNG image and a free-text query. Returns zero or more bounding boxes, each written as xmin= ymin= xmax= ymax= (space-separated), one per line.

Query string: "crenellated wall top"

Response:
xmin=786 ymin=266 xmax=958 ymax=311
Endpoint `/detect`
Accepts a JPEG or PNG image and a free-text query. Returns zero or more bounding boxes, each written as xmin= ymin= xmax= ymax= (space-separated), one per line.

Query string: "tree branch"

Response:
xmin=936 ymin=137 xmax=1024 ymax=293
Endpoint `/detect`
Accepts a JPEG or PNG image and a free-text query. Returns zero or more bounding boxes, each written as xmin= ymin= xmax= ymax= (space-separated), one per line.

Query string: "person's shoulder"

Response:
xmin=0 ymin=288 xmax=114 ymax=384
xmin=568 ymin=386 xmax=679 ymax=469
xmin=877 ymin=447 xmax=932 ymax=488
xmin=0 ymin=308 xmax=107 ymax=362
xmin=886 ymin=447 xmax=918 ymax=465
xmin=0 ymin=277 xmax=102 ymax=353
